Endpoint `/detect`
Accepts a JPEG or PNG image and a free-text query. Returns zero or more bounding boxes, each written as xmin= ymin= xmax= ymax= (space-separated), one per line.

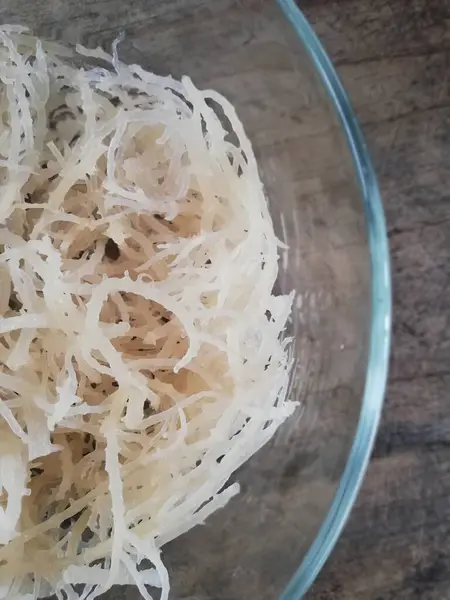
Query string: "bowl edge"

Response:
xmin=277 ymin=2 xmax=392 ymax=598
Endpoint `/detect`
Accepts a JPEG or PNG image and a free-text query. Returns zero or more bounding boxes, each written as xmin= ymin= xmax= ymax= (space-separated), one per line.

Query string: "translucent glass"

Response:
xmin=154 ymin=2 xmax=391 ymax=598
xmin=136 ymin=2 xmax=391 ymax=599
xmin=21 ymin=0 xmax=391 ymax=597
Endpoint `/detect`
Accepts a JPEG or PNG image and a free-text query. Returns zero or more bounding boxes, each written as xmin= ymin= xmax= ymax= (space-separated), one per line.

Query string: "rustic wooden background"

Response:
xmin=304 ymin=0 xmax=450 ymax=598
xmin=0 ymin=0 xmax=448 ymax=598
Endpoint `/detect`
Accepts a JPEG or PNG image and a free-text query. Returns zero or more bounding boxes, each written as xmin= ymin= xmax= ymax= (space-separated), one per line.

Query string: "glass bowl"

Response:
xmin=11 ymin=0 xmax=391 ymax=598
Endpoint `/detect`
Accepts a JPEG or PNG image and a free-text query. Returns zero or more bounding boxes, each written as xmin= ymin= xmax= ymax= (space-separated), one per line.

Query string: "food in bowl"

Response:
xmin=0 ymin=27 xmax=296 ymax=599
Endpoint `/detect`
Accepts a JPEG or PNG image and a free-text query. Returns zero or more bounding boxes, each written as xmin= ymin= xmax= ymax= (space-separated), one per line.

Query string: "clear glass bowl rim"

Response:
xmin=277 ymin=1 xmax=392 ymax=598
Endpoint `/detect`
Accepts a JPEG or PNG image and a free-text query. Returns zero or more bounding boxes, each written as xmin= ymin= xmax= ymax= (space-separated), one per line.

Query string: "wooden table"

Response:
xmin=0 ymin=0 xmax=447 ymax=598
xmin=304 ymin=1 xmax=450 ymax=598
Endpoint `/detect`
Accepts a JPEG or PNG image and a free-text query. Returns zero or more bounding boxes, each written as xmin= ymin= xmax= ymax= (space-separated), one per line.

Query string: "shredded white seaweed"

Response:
xmin=0 ymin=27 xmax=295 ymax=600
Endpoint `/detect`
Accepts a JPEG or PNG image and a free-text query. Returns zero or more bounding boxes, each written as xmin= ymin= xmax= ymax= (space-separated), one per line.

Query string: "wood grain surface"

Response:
xmin=0 ymin=0 xmax=447 ymax=598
